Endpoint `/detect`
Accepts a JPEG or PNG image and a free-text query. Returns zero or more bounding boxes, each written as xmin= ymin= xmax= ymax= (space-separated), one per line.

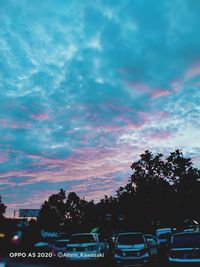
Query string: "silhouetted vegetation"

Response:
xmin=0 ymin=195 xmax=6 ymax=219
xmin=38 ymin=150 xmax=200 ymax=233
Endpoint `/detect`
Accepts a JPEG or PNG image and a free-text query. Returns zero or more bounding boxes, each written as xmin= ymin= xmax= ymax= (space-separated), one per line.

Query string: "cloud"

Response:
xmin=1 ymin=0 xmax=200 ymax=215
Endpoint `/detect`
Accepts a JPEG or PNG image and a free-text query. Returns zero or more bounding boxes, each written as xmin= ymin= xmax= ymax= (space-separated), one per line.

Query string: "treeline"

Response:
xmin=38 ymin=149 xmax=200 ymax=233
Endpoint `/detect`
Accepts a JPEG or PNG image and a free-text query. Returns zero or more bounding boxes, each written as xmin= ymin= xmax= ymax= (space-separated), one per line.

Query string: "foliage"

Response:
xmin=38 ymin=150 xmax=200 ymax=232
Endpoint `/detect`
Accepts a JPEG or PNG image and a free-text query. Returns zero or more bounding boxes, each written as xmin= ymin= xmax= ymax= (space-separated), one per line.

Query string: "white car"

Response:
xmin=65 ymin=233 xmax=109 ymax=262
xmin=168 ymin=232 xmax=200 ymax=265
xmin=113 ymin=232 xmax=151 ymax=266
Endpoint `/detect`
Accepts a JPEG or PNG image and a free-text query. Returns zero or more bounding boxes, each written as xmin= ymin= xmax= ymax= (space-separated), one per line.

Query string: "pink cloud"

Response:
xmin=171 ymin=63 xmax=200 ymax=92
xmin=0 ymin=145 xmax=135 ymax=187
xmin=125 ymin=81 xmax=172 ymax=99
xmin=106 ymin=103 xmax=135 ymax=113
xmin=4 ymin=189 xmax=59 ymax=218
xmin=151 ymin=89 xmax=172 ymax=99
xmin=0 ymin=119 xmax=31 ymax=129
xmin=186 ymin=63 xmax=200 ymax=80
xmin=31 ymin=113 xmax=49 ymax=120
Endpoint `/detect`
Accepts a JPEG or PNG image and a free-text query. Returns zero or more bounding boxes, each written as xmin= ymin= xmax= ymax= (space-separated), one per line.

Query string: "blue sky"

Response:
xmin=0 ymin=0 xmax=200 ymax=216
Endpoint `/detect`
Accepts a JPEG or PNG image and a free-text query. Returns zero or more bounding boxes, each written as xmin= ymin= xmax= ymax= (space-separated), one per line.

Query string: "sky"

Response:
xmin=0 ymin=0 xmax=200 ymax=217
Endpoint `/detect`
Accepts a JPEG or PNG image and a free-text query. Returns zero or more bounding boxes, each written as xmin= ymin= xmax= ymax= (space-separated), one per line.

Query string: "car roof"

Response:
xmin=173 ymin=231 xmax=200 ymax=237
xmin=71 ymin=233 xmax=97 ymax=236
xmin=34 ymin=242 xmax=49 ymax=247
xmin=156 ymin=228 xmax=172 ymax=231
xmin=118 ymin=232 xmax=143 ymax=236
xmin=55 ymin=239 xmax=69 ymax=242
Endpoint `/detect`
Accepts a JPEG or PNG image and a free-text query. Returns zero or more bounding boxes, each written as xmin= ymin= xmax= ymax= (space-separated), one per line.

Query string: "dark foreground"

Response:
xmin=0 ymin=256 xmax=173 ymax=267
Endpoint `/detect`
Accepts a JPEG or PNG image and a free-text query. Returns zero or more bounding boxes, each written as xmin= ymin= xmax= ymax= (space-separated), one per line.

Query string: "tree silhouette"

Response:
xmin=166 ymin=150 xmax=200 ymax=223
xmin=39 ymin=190 xmax=95 ymax=232
xmin=0 ymin=196 xmax=6 ymax=219
xmin=117 ymin=150 xmax=200 ymax=229
xmin=39 ymin=189 xmax=66 ymax=231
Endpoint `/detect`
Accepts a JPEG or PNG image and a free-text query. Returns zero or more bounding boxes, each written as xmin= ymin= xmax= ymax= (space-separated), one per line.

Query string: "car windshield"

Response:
xmin=54 ymin=241 xmax=68 ymax=247
xmin=158 ymin=233 xmax=171 ymax=240
xmin=69 ymin=235 xmax=95 ymax=244
xmin=172 ymin=233 xmax=200 ymax=248
xmin=117 ymin=234 xmax=144 ymax=245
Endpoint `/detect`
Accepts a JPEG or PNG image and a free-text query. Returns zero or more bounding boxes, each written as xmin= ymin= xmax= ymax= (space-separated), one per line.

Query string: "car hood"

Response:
xmin=116 ymin=244 xmax=145 ymax=250
xmin=34 ymin=242 xmax=49 ymax=247
xmin=171 ymin=247 xmax=200 ymax=251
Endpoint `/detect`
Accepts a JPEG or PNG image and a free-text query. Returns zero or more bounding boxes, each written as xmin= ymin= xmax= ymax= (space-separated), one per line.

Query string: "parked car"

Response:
xmin=168 ymin=231 xmax=200 ymax=265
xmin=113 ymin=232 xmax=151 ymax=266
xmin=65 ymin=233 xmax=109 ymax=262
xmin=156 ymin=228 xmax=174 ymax=251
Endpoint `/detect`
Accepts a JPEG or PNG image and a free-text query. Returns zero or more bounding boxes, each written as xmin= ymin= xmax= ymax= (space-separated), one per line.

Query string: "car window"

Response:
xmin=172 ymin=233 xmax=200 ymax=248
xmin=117 ymin=234 xmax=144 ymax=245
xmin=158 ymin=233 xmax=171 ymax=239
xmin=69 ymin=235 xmax=96 ymax=244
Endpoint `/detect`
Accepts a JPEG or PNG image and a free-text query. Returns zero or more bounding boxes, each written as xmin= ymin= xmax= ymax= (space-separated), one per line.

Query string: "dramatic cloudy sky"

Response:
xmin=1 ymin=0 xmax=200 ymax=216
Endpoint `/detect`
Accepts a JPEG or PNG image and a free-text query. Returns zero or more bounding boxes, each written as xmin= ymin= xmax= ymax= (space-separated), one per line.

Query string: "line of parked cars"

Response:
xmin=33 ymin=232 xmax=158 ymax=266
xmin=32 ymin=227 xmax=200 ymax=266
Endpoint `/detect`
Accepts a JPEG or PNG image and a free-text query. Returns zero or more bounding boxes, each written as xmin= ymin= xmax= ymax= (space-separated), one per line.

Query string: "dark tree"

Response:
xmin=166 ymin=150 xmax=200 ymax=222
xmin=123 ymin=150 xmax=200 ymax=229
xmin=66 ymin=192 xmax=95 ymax=229
xmin=39 ymin=190 xmax=95 ymax=232
xmin=0 ymin=196 xmax=6 ymax=219
xmin=39 ymin=189 xmax=66 ymax=231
